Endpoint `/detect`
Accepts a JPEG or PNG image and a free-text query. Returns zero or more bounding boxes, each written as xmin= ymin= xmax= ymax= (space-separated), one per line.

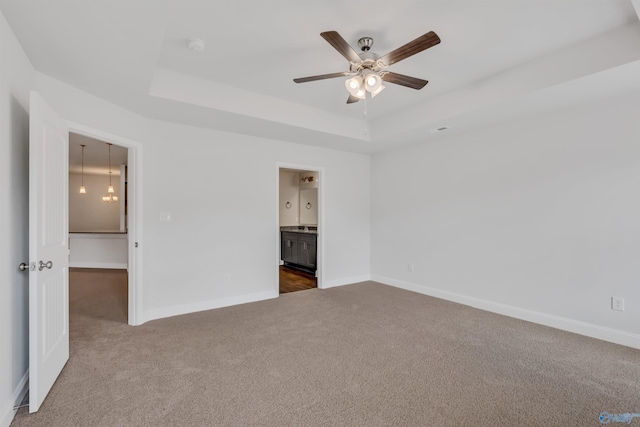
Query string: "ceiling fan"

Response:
xmin=294 ymin=30 xmax=441 ymax=104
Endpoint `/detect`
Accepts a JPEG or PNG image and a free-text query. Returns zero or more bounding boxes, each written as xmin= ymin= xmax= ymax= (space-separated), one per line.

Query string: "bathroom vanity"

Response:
xmin=281 ymin=226 xmax=317 ymax=273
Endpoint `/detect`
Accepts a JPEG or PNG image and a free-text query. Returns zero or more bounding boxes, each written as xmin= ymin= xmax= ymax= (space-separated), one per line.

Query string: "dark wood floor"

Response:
xmin=279 ymin=265 xmax=317 ymax=294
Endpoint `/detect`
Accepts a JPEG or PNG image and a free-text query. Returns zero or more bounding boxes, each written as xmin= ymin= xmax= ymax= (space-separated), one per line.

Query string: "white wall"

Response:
xmin=1 ymin=11 xmax=370 ymax=423
xmin=4 ymin=6 xmax=637 ymax=425
xmin=279 ymin=170 xmax=299 ymax=226
xmin=69 ymin=173 xmax=121 ymax=232
xmin=32 ymin=73 xmax=371 ymax=321
xmin=0 ymin=9 xmax=33 ymax=427
xmin=371 ymin=91 xmax=640 ymax=347
xmin=69 ymin=233 xmax=128 ymax=269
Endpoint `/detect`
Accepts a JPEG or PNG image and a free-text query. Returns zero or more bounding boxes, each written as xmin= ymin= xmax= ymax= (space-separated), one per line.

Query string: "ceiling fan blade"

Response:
xmin=320 ymin=31 xmax=362 ymax=64
xmin=293 ymin=71 xmax=350 ymax=83
xmin=378 ymin=31 xmax=441 ymax=67
xmin=381 ymin=72 xmax=429 ymax=89
xmin=346 ymin=94 xmax=360 ymax=104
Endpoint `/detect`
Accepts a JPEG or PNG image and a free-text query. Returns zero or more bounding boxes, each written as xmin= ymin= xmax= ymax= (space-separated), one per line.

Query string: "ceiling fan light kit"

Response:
xmin=344 ymin=72 xmax=385 ymax=100
xmin=294 ymin=30 xmax=440 ymax=104
xmin=344 ymin=76 xmax=365 ymax=99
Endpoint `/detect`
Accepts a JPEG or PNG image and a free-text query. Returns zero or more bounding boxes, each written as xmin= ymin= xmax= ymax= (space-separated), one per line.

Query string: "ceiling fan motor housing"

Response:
xmin=357 ymin=36 xmax=374 ymax=52
xmin=350 ymin=51 xmax=383 ymax=73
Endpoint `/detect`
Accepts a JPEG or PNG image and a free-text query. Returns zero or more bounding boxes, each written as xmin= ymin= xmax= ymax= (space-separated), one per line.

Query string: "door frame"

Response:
xmin=276 ymin=162 xmax=325 ymax=291
xmin=68 ymin=121 xmax=144 ymax=325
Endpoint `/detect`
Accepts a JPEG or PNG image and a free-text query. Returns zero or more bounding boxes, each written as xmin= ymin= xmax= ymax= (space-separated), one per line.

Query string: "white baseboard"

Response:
xmin=372 ymin=275 xmax=640 ymax=350
xmin=321 ymin=274 xmax=371 ymax=289
xmin=142 ymin=290 xmax=279 ymax=324
xmin=142 ymin=273 xmax=373 ymax=323
xmin=1 ymin=370 xmax=28 ymax=427
xmin=69 ymin=262 xmax=127 ymax=269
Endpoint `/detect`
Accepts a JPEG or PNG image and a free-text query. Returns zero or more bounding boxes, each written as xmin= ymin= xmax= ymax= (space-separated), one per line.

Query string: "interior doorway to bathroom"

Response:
xmin=278 ymin=167 xmax=319 ymax=294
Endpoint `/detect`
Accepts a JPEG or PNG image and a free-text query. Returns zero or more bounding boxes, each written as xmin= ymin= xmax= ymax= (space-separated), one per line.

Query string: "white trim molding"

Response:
xmin=372 ymin=275 xmax=640 ymax=350
xmin=1 ymin=370 xmax=28 ymax=427
xmin=142 ymin=290 xmax=279 ymax=324
xmin=322 ymin=275 xmax=372 ymax=289
xmin=69 ymin=262 xmax=127 ymax=269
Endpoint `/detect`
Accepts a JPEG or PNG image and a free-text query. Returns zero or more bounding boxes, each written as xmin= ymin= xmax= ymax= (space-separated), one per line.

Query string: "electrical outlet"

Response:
xmin=224 ymin=273 xmax=230 ymax=284
xmin=612 ymin=296 xmax=624 ymax=312
xmin=408 ymin=264 xmax=414 ymax=273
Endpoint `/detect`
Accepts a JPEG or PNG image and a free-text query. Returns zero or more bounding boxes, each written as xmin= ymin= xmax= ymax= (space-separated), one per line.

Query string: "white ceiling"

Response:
xmin=2 ymin=0 xmax=640 ymax=154
xmin=69 ymin=133 xmax=127 ymax=176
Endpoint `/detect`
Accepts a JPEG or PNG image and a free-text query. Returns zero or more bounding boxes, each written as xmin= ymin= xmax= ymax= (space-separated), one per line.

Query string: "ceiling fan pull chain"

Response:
xmin=364 ymin=96 xmax=368 ymax=136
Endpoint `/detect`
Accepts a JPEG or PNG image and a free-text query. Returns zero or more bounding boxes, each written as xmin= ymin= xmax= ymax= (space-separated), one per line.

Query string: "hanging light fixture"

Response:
xmin=102 ymin=143 xmax=118 ymax=203
xmin=365 ymin=73 xmax=385 ymax=97
xmin=344 ymin=70 xmax=386 ymax=100
xmin=107 ymin=143 xmax=115 ymax=194
xmin=344 ymin=75 xmax=365 ymax=100
xmin=79 ymin=144 xmax=87 ymax=194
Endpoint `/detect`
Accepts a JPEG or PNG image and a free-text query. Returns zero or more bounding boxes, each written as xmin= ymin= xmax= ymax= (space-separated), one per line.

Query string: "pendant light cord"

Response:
xmin=81 ymin=145 xmax=85 ymax=186
xmin=108 ymin=143 xmax=112 ymax=187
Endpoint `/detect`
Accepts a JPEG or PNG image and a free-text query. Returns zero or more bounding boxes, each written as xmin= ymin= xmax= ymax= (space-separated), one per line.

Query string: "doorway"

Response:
xmin=277 ymin=166 xmax=322 ymax=294
xmin=68 ymin=133 xmax=129 ymax=321
xmin=67 ymin=124 xmax=142 ymax=326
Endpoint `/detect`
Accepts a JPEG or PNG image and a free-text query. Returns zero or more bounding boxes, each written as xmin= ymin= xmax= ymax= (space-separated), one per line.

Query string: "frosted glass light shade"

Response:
xmin=365 ymin=74 xmax=382 ymax=93
xmin=370 ymin=84 xmax=386 ymax=98
xmin=79 ymin=185 xmax=86 ymax=194
xmin=108 ymin=185 xmax=115 ymax=194
xmin=345 ymin=76 xmax=364 ymax=96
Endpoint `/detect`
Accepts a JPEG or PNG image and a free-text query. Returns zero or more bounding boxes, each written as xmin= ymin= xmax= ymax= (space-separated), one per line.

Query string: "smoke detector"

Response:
xmin=188 ymin=38 xmax=205 ymax=52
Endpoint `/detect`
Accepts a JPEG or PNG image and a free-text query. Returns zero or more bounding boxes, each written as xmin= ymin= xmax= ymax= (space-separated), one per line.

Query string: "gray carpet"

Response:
xmin=12 ymin=269 xmax=640 ymax=426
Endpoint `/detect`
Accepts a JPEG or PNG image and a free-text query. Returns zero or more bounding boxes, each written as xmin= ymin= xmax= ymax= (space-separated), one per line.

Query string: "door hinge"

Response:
xmin=135 ymin=242 xmax=138 ymax=248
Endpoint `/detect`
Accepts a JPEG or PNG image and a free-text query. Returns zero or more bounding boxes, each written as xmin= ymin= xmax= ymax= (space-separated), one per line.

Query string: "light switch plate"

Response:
xmin=612 ymin=296 xmax=624 ymax=312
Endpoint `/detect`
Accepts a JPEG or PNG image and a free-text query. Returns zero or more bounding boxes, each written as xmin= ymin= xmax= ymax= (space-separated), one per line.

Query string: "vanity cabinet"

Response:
xmin=281 ymin=231 xmax=317 ymax=273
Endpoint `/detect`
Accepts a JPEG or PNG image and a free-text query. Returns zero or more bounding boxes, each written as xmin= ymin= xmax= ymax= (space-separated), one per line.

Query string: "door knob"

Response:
xmin=19 ymin=263 xmax=29 ymax=271
xmin=38 ymin=260 xmax=53 ymax=271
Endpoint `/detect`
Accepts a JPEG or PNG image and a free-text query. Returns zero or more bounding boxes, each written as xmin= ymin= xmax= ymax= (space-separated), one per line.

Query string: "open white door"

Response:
xmin=28 ymin=91 xmax=69 ymax=413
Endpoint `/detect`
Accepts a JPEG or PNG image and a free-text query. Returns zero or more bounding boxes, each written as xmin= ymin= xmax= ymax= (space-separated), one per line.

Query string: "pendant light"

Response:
xmin=102 ymin=143 xmax=118 ymax=203
xmin=107 ymin=143 xmax=114 ymax=194
xmin=79 ymin=144 xmax=87 ymax=194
